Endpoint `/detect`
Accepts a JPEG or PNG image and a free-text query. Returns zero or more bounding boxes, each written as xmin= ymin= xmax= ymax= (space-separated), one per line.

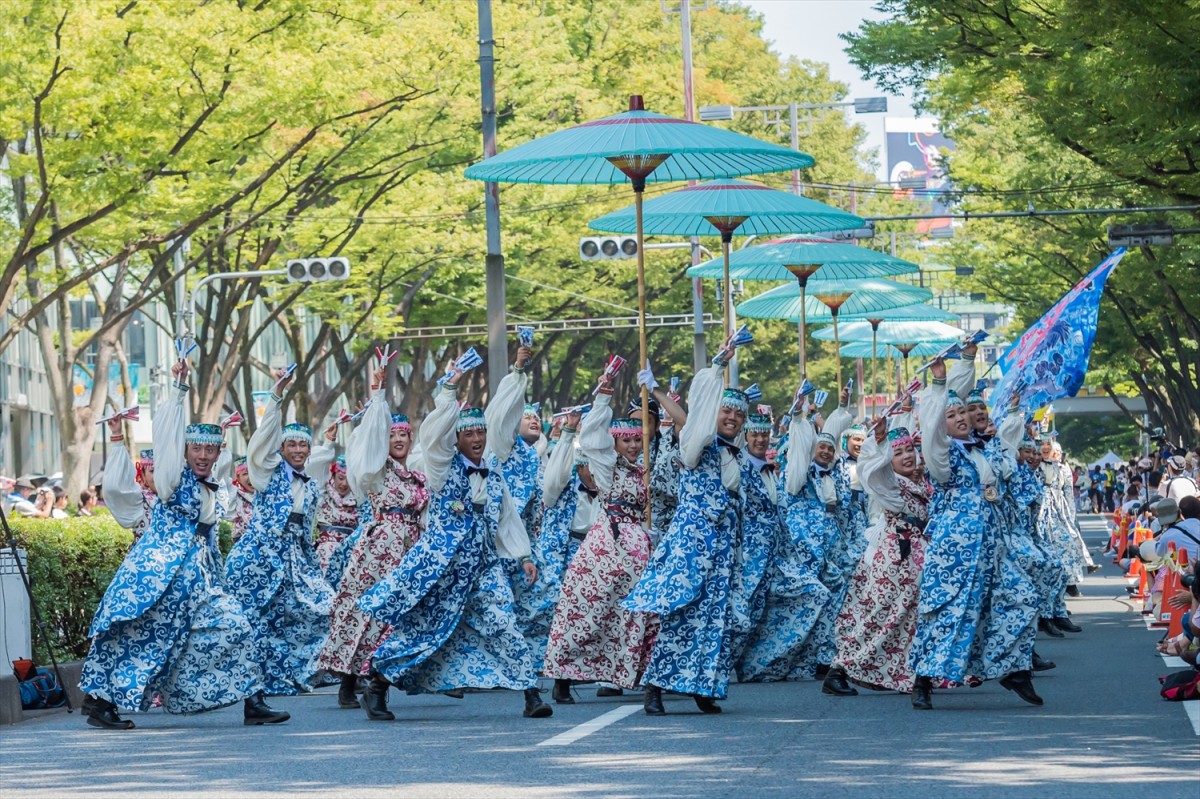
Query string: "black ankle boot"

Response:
xmin=243 ymin=691 xmax=290 ymax=726
xmin=1065 ymin=584 xmax=1081 ymax=598
xmin=361 ymin=676 xmax=395 ymax=721
xmin=1031 ymin=651 xmax=1057 ymax=672
xmin=338 ymin=674 xmax=359 ymax=708
xmin=999 ymin=669 xmax=1044 ymax=706
xmin=1038 ymin=618 xmax=1065 ymax=638
xmin=693 ymin=694 xmax=722 ymax=714
xmin=523 ymin=687 xmax=553 ymax=718
xmin=86 ymin=697 xmax=135 ymax=730
xmin=911 ymin=676 xmax=933 ymax=710
xmin=1052 ymin=615 xmax=1082 ymax=633
xmin=551 ymin=679 xmax=574 ymax=704
xmin=821 ymin=666 xmax=859 ymax=697
xmin=643 ymin=685 xmax=666 ymax=716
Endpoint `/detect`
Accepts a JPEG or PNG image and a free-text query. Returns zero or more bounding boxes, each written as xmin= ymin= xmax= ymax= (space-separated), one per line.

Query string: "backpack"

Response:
xmin=1159 ymin=669 xmax=1200 ymax=702
xmin=15 ymin=666 xmax=67 ymax=710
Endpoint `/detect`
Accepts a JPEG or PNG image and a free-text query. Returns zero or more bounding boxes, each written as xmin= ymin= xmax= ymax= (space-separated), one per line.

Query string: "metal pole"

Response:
xmin=635 ymin=188 xmax=653 ymax=523
xmin=478 ymin=0 xmax=507 ymax=390
xmin=680 ymin=0 xmax=707 ymax=374
xmin=789 ymin=102 xmax=802 ymax=196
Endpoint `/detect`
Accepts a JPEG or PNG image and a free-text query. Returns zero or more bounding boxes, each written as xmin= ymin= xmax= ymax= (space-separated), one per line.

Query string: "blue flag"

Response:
xmin=991 ymin=248 xmax=1125 ymax=419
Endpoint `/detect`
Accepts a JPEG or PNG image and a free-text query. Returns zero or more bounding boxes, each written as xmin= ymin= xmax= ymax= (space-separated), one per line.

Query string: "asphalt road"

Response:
xmin=1 ymin=515 xmax=1195 ymax=799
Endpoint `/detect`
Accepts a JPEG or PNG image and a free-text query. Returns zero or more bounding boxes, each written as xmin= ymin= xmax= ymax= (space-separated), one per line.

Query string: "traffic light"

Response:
xmin=579 ymin=237 xmax=637 ymax=261
xmin=285 ymin=257 xmax=351 ymax=283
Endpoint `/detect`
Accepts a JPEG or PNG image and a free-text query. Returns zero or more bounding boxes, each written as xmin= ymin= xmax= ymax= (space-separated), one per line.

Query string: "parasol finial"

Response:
xmin=629 ymin=95 xmax=645 ymax=111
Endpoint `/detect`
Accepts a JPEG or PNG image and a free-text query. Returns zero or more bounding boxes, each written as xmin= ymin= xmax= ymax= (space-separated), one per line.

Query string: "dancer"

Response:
xmin=521 ymin=408 xmax=594 ymax=672
xmin=1040 ymin=437 xmax=1097 ymax=606
xmin=224 ymin=369 xmax=336 ymax=696
xmin=825 ymin=419 xmax=933 ymax=695
xmin=316 ymin=454 xmax=360 ymax=585
xmin=318 ymin=367 xmax=429 ymax=709
xmin=357 ymin=342 xmax=552 ymax=720
xmin=228 ymin=457 xmax=255 ymax=544
xmin=737 ymin=397 xmax=832 ymax=682
xmin=727 ymin=411 xmax=780 ymax=668
xmin=1010 ymin=435 xmax=1064 ymax=669
xmin=634 ymin=363 xmax=688 ymax=534
xmin=544 ymin=372 xmax=658 ymax=703
xmin=625 ymin=334 xmax=746 ymax=715
xmin=909 ymin=358 xmax=1042 ymax=710
xmin=81 ymin=359 xmax=284 ymax=729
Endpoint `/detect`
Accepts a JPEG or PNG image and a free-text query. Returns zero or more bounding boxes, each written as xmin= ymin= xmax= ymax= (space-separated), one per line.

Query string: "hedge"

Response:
xmin=8 ymin=516 xmax=234 ymax=663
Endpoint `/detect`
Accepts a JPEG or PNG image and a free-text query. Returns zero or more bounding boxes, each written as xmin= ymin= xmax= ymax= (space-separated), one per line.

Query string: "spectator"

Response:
xmin=77 ymin=488 xmax=98 ymax=517
xmin=1088 ymin=465 xmax=1104 ymax=513
xmin=1153 ymin=496 xmax=1200 ymax=562
xmin=1102 ymin=464 xmax=1116 ymax=511
xmin=49 ymin=485 xmax=70 ymax=519
xmin=6 ymin=477 xmax=51 ymax=518
xmin=1163 ymin=455 xmax=1199 ymax=503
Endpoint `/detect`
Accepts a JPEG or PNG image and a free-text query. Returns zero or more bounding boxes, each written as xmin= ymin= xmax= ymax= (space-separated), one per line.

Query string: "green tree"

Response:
xmin=844 ymin=0 xmax=1200 ymax=441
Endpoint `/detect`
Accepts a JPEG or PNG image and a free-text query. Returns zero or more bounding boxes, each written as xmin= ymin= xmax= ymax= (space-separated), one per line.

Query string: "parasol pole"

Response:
xmin=786 ymin=264 xmax=820 ymax=380
xmin=815 ymin=291 xmax=853 ymax=389
xmin=867 ymin=318 xmax=883 ymax=417
xmin=705 ymin=219 xmax=746 ymax=387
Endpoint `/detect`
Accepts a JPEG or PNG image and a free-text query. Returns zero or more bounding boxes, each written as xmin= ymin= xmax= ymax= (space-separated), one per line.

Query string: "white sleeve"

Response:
xmin=888 ymin=409 xmax=913 ymax=432
xmin=919 ymin=381 xmax=952 ymax=485
xmin=306 ymin=442 xmax=336 ymax=483
xmin=861 ymin=435 xmax=903 ymax=513
xmin=485 ymin=368 xmax=529 ymax=464
xmin=785 ymin=415 xmax=815 ymax=496
xmin=679 ymin=364 xmax=723 ymax=469
xmin=417 ymin=383 xmax=462 ymax=494
xmin=247 ymin=395 xmax=284 ymax=492
xmin=541 ymin=427 xmax=576 ymax=509
xmin=495 ymin=485 xmax=531 ymax=559
xmin=998 ymin=411 xmax=1023 ymax=458
xmin=154 ymin=385 xmax=187 ymax=502
xmin=823 ymin=406 xmax=853 ymax=444
xmin=948 ymin=356 xmax=976 ymax=399
xmin=213 ymin=447 xmax=232 ymax=486
xmin=102 ymin=444 xmax=146 ymax=529
xmin=579 ymin=393 xmax=616 ymax=496
xmin=347 ymin=389 xmax=390 ymax=500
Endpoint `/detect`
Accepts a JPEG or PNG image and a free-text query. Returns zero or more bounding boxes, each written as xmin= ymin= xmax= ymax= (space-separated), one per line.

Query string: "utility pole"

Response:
xmin=477 ymin=0 xmax=507 ymax=390
xmin=677 ymin=0 xmax=708 ymax=373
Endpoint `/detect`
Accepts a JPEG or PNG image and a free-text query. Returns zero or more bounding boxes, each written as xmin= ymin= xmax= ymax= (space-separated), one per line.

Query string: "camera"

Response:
xmin=1182 ymin=573 xmax=1199 ymax=600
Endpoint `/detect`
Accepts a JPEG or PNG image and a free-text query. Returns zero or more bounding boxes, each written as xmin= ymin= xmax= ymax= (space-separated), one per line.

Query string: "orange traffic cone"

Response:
xmin=1165 ymin=548 xmax=1191 ymax=639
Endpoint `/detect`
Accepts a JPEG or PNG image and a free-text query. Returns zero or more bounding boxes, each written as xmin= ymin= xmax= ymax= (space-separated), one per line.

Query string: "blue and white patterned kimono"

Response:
xmin=518 ymin=426 xmax=593 ymax=671
xmin=359 ymin=372 xmax=538 ymax=694
xmin=909 ymin=382 xmax=1039 ymax=683
xmin=501 ymin=434 xmax=545 ymax=643
xmin=1039 ymin=459 xmax=1093 ymax=586
xmin=624 ymin=364 xmax=738 ymax=700
xmin=1010 ymin=460 xmax=1066 ymax=620
xmin=223 ymin=398 xmax=335 ymax=695
xmin=737 ymin=416 xmax=832 ymax=681
xmin=726 ymin=453 xmax=780 ymax=666
xmin=81 ymin=386 xmax=262 ymax=713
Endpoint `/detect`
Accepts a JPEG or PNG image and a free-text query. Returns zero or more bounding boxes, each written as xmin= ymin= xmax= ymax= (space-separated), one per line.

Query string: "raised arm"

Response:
xmin=153 ymin=365 xmax=189 ymax=502
xmin=785 ymin=414 xmax=816 ymax=496
xmin=860 ymin=431 xmax=903 ymax=513
xmin=348 ymin=388 xmax=390 ymax=499
xmin=102 ymin=422 xmax=147 ymax=529
xmin=418 ymin=381 xmax=465 ymax=494
xmin=485 ymin=346 xmax=532 ymax=464
xmin=541 ymin=425 xmax=577 ymax=509
xmin=679 ymin=363 xmax=724 ymax=469
xmin=919 ymin=366 xmax=952 ymax=485
xmin=579 ymin=392 xmax=617 ymax=496
xmin=247 ymin=375 xmax=286 ymax=493
xmin=947 ymin=349 xmax=977 ymax=399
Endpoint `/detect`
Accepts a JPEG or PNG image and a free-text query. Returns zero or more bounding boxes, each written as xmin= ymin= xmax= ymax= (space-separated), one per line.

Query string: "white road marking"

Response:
xmin=536 ymin=704 xmax=642 ymax=747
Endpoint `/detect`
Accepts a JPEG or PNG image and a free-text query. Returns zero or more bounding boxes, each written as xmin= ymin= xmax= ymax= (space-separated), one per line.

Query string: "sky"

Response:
xmin=741 ymin=0 xmax=917 ymax=178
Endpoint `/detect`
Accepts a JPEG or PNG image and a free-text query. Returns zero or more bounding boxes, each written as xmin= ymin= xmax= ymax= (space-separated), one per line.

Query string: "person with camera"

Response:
xmin=1163 ymin=456 xmax=1199 ymax=503
xmin=7 ymin=477 xmax=52 ymax=518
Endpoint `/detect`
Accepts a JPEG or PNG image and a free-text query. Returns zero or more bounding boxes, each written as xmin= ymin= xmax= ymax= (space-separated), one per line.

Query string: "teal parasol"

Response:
xmin=588 ymin=180 xmax=863 ymax=347
xmin=463 ymin=95 xmax=815 ymax=512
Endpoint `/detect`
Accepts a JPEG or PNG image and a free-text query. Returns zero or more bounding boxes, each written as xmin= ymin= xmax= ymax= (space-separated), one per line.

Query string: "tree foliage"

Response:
xmin=844 ymin=0 xmax=1200 ymax=442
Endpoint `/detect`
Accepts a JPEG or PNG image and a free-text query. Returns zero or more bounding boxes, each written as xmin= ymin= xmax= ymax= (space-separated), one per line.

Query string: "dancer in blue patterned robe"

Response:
xmin=224 ymin=370 xmax=335 ymax=696
xmin=81 ymin=359 xmax=286 ymax=729
xmin=908 ymin=358 xmax=1042 ymax=710
xmin=1040 ymin=438 xmax=1096 ymax=606
xmin=727 ymin=412 xmax=780 ymax=668
xmin=357 ymin=342 xmax=552 ymax=720
xmin=521 ymin=412 xmax=596 ymax=673
xmin=503 ymin=404 xmax=547 ymax=647
xmin=625 ymin=337 xmax=745 ymax=715
xmin=738 ymin=407 xmax=834 ymax=681
xmin=791 ymin=390 xmax=867 ymax=676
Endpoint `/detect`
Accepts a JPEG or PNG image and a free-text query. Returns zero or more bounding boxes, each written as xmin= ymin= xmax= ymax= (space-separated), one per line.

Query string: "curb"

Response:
xmin=0 ymin=660 xmax=85 ymax=725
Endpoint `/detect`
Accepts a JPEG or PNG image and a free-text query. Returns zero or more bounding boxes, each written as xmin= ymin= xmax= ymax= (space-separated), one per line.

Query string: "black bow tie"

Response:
xmin=716 ymin=437 xmax=741 ymax=457
xmin=198 ymin=478 xmax=220 ymax=492
xmin=761 ymin=463 xmax=777 ymax=475
xmin=963 ymin=440 xmax=986 ymax=454
xmin=291 ymin=470 xmax=311 ymax=483
xmin=578 ymin=484 xmax=598 ymax=499
xmin=466 ymin=465 xmax=490 ymax=478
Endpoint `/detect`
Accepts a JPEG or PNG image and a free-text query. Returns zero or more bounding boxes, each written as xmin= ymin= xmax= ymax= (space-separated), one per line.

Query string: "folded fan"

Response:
xmin=517 ymin=326 xmax=535 ymax=348
xmin=96 ymin=405 xmax=139 ymax=425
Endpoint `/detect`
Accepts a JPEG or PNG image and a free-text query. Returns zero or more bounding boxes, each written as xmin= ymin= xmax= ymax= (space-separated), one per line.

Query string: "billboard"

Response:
xmin=885 ymin=117 xmax=955 ymax=236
